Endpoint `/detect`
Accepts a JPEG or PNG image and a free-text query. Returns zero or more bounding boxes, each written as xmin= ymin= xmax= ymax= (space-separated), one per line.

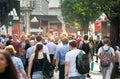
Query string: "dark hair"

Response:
xmin=69 ymin=40 xmax=76 ymax=47
xmin=30 ymin=35 xmax=35 ymax=40
xmin=25 ymin=38 xmax=30 ymax=44
xmin=0 ymin=50 xmax=18 ymax=79
xmin=97 ymin=35 xmax=100 ymax=38
xmin=84 ymin=35 xmax=88 ymax=40
xmin=9 ymin=36 xmax=12 ymax=39
xmin=36 ymin=35 xmax=42 ymax=42
xmin=34 ymin=44 xmax=43 ymax=62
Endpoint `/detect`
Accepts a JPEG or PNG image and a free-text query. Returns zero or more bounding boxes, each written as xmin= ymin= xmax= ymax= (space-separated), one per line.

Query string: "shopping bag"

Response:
xmin=90 ymin=61 xmax=94 ymax=71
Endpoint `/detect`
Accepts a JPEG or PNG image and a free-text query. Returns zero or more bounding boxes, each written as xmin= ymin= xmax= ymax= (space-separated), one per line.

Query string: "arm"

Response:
xmin=55 ymin=58 xmax=59 ymax=71
xmin=111 ymin=47 xmax=116 ymax=62
xmin=44 ymin=46 xmax=51 ymax=62
xmin=28 ymin=54 xmax=34 ymax=79
xmin=55 ymin=50 xmax=60 ymax=71
xmin=97 ymin=47 xmax=102 ymax=59
xmin=64 ymin=53 xmax=70 ymax=79
xmin=18 ymin=58 xmax=27 ymax=79
xmin=89 ymin=43 xmax=93 ymax=61
xmin=20 ymin=69 xmax=27 ymax=79
xmin=64 ymin=61 xmax=70 ymax=79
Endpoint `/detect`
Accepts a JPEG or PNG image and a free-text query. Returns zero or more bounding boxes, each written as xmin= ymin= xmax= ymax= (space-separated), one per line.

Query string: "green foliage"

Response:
xmin=61 ymin=0 xmax=102 ymax=27
xmin=96 ymin=0 xmax=120 ymax=20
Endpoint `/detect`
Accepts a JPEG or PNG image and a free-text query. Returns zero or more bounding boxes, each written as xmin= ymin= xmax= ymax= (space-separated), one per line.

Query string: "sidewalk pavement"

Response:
xmin=87 ymin=61 xmax=102 ymax=79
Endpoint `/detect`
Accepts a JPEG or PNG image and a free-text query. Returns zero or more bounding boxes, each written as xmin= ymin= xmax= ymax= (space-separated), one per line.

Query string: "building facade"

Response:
xmin=31 ymin=0 xmax=49 ymax=15
xmin=48 ymin=0 xmax=64 ymax=34
xmin=20 ymin=0 xmax=63 ymax=35
xmin=20 ymin=0 xmax=49 ymax=35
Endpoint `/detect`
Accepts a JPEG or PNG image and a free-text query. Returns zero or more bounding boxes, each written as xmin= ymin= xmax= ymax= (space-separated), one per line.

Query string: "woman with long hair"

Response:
xmin=0 ymin=50 xmax=19 ymax=79
xmin=28 ymin=44 xmax=49 ymax=79
xmin=5 ymin=45 xmax=27 ymax=79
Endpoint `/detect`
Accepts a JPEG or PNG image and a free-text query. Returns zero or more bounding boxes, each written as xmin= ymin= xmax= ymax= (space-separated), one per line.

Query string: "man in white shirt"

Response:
xmin=46 ymin=38 xmax=56 ymax=63
xmin=65 ymin=40 xmax=86 ymax=79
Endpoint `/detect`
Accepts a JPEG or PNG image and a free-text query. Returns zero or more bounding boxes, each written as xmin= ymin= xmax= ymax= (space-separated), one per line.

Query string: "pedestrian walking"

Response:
xmin=95 ymin=35 xmax=104 ymax=63
xmin=10 ymin=34 xmax=21 ymax=57
xmin=55 ymin=37 xmax=69 ymax=79
xmin=46 ymin=37 xmax=56 ymax=63
xmin=0 ymin=49 xmax=19 ymax=79
xmin=97 ymin=38 xmax=115 ymax=79
xmin=80 ymin=35 xmax=92 ymax=78
xmin=65 ymin=40 xmax=86 ymax=79
xmin=115 ymin=46 xmax=120 ymax=71
xmin=5 ymin=45 xmax=27 ymax=79
xmin=28 ymin=44 xmax=50 ymax=79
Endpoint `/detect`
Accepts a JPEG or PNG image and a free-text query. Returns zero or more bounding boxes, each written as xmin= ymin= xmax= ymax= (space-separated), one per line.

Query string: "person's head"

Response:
xmin=97 ymin=35 xmax=100 ymax=40
xmin=114 ymin=46 xmax=120 ymax=51
xmin=25 ymin=38 xmax=30 ymax=44
xmin=12 ymin=34 xmax=18 ymax=41
xmin=69 ymin=40 xmax=77 ymax=50
xmin=61 ymin=37 xmax=68 ymax=45
xmin=48 ymin=36 xmax=54 ymax=42
xmin=30 ymin=40 xmax=35 ymax=46
xmin=9 ymin=36 xmax=12 ymax=40
xmin=30 ymin=35 xmax=35 ymax=40
xmin=54 ymin=36 xmax=59 ymax=44
xmin=20 ymin=34 xmax=26 ymax=41
xmin=34 ymin=44 xmax=43 ymax=61
xmin=89 ymin=36 xmax=93 ymax=42
xmin=5 ymin=45 xmax=16 ymax=56
xmin=36 ymin=35 xmax=42 ymax=42
xmin=84 ymin=35 xmax=88 ymax=40
xmin=103 ymin=38 xmax=110 ymax=45
xmin=0 ymin=50 xmax=18 ymax=79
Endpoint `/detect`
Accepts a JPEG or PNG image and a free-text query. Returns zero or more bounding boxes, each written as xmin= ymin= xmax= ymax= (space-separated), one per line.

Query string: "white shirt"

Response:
xmin=46 ymin=42 xmax=56 ymax=55
xmin=97 ymin=45 xmax=115 ymax=56
xmin=65 ymin=49 xmax=85 ymax=77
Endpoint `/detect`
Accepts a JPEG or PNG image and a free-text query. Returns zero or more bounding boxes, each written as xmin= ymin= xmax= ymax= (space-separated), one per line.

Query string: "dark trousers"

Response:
xmin=50 ymin=54 xmax=54 ymax=63
xmin=59 ymin=65 xmax=65 ymax=79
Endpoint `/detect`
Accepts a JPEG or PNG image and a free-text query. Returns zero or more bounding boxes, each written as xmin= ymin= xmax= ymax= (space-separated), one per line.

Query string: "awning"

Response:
xmin=30 ymin=15 xmax=63 ymax=24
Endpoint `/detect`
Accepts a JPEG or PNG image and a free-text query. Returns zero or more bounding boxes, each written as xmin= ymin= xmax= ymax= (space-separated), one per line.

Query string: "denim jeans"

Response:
xmin=69 ymin=75 xmax=85 ymax=79
xmin=59 ymin=65 xmax=65 ymax=79
xmin=32 ymin=71 xmax=44 ymax=79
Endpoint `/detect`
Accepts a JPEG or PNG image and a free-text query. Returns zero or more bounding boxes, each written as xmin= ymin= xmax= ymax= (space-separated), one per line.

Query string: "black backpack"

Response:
xmin=81 ymin=41 xmax=90 ymax=54
xmin=76 ymin=51 xmax=90 ymax=74
xmin=42 ymin=54 xmax=54 ymax=78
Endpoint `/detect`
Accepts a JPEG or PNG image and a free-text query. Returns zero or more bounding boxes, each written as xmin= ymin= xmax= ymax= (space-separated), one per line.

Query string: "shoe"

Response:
xmin=95 ymin=61 xmax=98 ymax=63
xmin=99 ymin=70 xmax=101 ymax=72
xmin=86 ymin=74 xmax=91 ymax=78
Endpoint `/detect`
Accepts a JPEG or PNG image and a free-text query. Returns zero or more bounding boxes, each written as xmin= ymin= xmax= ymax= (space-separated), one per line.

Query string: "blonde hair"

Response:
xmin=5 ymin=45 xmax=16 ymax=55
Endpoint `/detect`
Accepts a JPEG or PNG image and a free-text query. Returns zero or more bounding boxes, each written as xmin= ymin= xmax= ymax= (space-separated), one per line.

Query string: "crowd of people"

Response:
xmin=0 ymin=32 xmax=120 ymax=79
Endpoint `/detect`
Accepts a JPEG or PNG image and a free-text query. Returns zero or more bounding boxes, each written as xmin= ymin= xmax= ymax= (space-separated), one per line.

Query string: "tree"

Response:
xmin=61 ymin=0 xmax=120 ymax=46
xmin=96 ymin=0 xmax=120 ymax=46
xmin=61 ymin=0 xmax=102 ymax=33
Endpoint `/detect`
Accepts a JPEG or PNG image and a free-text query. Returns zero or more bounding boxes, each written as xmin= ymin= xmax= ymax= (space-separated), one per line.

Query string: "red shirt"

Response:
xmin=10 ymin=41 xmax=21 ymax=57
